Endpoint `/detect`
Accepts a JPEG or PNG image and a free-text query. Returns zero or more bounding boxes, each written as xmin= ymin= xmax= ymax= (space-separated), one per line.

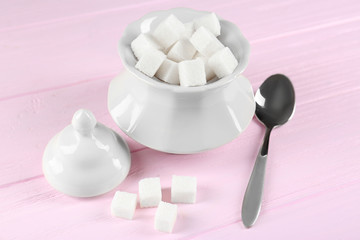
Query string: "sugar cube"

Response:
xmin=167 ymin=39 xmax=197 ymax=62
xmin=155 ymin=59 xmax=179 ymax=85
xmin=111 ymin=191 xmax=137 ymax=220
xmin=154 ymin=201 xmax=178 ymax=233
xmin=182 ymin=22 xmax=195 ymax=39
xmin=179 ymin=58 xmax=206 ymax=87
xmin=152 ymin=14 xmax=186 ymax=49
xmin=194 ymin=52 xmax=216 ymax=81
xmin=171 ymin=175 xmax=197 ymax=204
xmin=193 ymin=12 xmax=221 ymax=36
xmin=135 ymin=49 xmax=166 ymax=77
xmin=208 ymin=47 xmax=238 ymax=78
xmin=131 ymin=33 xmax=163 ymax=60
xmin=189 ymin=26 xmax=224 ymax=57
xmin=139 ymin=177 xmax=162 ymax=208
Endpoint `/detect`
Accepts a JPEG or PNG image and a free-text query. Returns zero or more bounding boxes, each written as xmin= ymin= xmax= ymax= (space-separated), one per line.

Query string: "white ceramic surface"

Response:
xmin=42 ymin=109 xmax=131 ymax=197
xmin=108 ymin=8 xmax=255 ymax=154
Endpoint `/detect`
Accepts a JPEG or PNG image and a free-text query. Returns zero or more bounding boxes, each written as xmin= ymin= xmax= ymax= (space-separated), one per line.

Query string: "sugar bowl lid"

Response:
xmin=42 ymin=109 xmax=131 ymax=197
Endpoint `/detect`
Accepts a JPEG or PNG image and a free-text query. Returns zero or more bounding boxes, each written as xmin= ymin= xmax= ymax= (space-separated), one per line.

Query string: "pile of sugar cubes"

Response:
xmin=131 ymin=13 xmax=238 ymax=87
xmin=111 ymin=175 xmax=197 ymax=233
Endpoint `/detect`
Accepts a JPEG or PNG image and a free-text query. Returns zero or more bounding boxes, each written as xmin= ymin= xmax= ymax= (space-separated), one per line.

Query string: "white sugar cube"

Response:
xmin=155 ymin=59 xmax=179 ymax=85
xmin=135 ymin=49 xmax=166 ymax=77
xmin=208 ymin=47 xmax=238 ymax=78
xmin=111 ymin=191 xmax=137 ymax=220
xmin=190 ymin=26 xmax=224 ymax=57
xmin=194 ymin=52 xmax=216 ymax=81
xmin=139 ymin=177 xmax=162 ymax=208
xmin=152 ymin=14 xmax=185 ymax=49
xmin=179 ymin=58 xmax=206 ymax=87
xmin=167 ymin=39 xmax=196 ymax=62
xmin=154 ymin=201 xmax=178 ymax=233
xmin=193 ymin=12 xmax=221 ymax=36
xmin=182 ymin=22 xmax=195 ymax=39
xmin=171 ymin=175 xmax=197 ymax=204
xmin=131 ymin=33 xmax=163 ymax=60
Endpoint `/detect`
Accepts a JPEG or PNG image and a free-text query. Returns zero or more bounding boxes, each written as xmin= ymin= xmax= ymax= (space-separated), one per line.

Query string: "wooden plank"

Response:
xmin=1 ymin=0 xmax=359 ymax=99
xmin=0 ymin=0 xmax=172 ymax=30
xmin=0 ymin=0 xmax=227 ymax=30
xmin=1 ymin=0 xmax=360 ymax=238
xmin=1 ymin=0 xmax=359 ymax=32
xmin=0 ymin=90 xmax=359 ymax=239
xmin=0 ymin=77 xmax=145 ymax=186
xmin=190 ymin=181 xmax=360 ymax=239
xmin=1 ymin=19 xmax=359 ymax=185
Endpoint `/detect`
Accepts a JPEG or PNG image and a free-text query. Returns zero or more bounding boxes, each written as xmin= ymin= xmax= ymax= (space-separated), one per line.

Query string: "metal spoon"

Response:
xmin=241 ymin=74 xmax=295 ymax=228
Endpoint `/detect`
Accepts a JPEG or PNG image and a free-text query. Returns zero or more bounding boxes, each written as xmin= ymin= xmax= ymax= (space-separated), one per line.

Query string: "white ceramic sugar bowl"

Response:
xmin=108 ymin=8 xmax=255 ymax=154
xmin=42 ymin=109 xmax=131 ymax=197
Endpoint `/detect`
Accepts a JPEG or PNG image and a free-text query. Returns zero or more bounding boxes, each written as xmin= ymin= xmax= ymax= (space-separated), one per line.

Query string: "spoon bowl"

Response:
xmin=255 ymin=74 xmax=295 ymax=129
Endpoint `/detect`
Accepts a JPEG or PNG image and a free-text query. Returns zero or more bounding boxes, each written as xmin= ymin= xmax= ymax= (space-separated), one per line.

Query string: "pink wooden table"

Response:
xmin=1 ymin=0 xmax=360 ymax=239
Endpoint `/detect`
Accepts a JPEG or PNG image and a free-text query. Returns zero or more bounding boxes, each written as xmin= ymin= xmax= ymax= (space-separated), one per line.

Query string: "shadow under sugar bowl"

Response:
xmin=108 ymin=8 xmax=255 ymax=154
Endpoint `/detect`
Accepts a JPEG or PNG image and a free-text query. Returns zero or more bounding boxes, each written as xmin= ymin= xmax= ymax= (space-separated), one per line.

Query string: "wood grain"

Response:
xmin=1 ymin=0 xmax=360 ymax=239
xmin=1 ymin=18 xmax=359 ymax=186
xmin=1 ymin=0 xmax=359 ymax=99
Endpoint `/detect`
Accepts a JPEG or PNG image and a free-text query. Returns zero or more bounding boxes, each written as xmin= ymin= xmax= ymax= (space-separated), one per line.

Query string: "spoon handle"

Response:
xmin=241 ymin=127 xmax=272 ymax=228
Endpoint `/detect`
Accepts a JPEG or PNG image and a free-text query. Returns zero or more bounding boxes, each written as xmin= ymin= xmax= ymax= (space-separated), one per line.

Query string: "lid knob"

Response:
xmin=71 ymin=109 xmax=97 ymax=136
